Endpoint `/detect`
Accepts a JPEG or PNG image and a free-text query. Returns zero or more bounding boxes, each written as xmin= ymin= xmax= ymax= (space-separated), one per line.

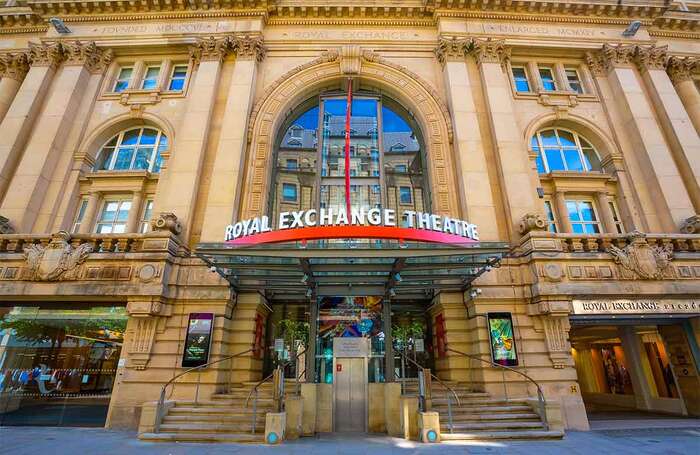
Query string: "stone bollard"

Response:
xmin=265 ymin=412 xmax=286 ymax=444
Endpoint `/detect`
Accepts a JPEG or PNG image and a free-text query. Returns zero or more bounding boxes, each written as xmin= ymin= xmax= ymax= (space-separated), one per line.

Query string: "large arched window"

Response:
xmin=270 ymin=93 xmax=428 ymax=226
xmin=531 ymin=128 xmax=602 ymax=174
xmin=95 ymin=127 xmax=168 ymax=173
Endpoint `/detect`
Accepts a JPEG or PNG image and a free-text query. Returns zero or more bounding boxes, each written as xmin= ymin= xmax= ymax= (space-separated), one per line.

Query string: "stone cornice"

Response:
xmin=0 ymin=52 xmax=30 ymax=81
xmin=61 ymin=40 xmax=113 ymax=73
xmin=667 ymin=55 xmax=700 ymax=84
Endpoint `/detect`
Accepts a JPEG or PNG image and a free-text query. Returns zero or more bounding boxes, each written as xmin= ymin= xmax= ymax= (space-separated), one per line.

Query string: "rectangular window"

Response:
xmin=539 ymin=67 xmax=557 ymax=91
xmin=286 ymin=159 xmax=298 ymax=170
xmin=141 ymin=66 xmax=161 ymax=90
xmin=113 ymin=67 xmax=133 ymax=93
xmin=71 ymin=198 xmax=89 ymax=233
xmin=544 ymin=200 xmax=558 ymax=233
xmin=282 ymin=183 xmax=297 ymax=202
xmin=399 ymin=186 xmax=412 ymax=204
xmin=140 ymin=199 xmax=154 ymax=233
xmin=167 ymin=65 xmax=188 ymax=91
xmin=566 ymin=200 xmax=600 ymax=234
xmin=565 ymin=68 xmax=584 ymax=94
xmin=394 ymin=164 xmax=408 ymax=173
xmin=609 ymin=201 xmax=625 ymax=234
xmin=511 ymin=66 xmax=531 ymax=92
xmin=95 ymin=200 xmax=131 ymax=234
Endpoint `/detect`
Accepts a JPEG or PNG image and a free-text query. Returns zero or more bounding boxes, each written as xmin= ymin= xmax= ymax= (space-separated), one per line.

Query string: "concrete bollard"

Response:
xmin=417 ymin=411 xmax=441 ymax=443
xmin=265 ymin=412 xmax=286 ymax=444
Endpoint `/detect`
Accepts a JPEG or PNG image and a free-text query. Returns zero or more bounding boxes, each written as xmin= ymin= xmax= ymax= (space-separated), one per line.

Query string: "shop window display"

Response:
xmin=0 ymin=305 xmax=126 ymax=426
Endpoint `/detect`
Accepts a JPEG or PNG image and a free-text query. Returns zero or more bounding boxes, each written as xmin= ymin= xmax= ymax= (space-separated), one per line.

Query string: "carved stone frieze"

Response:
xmin=189 ymin=36 xmax=231 ymax=63
xmin=0 ymin=215 xmax=14 ymax=234
xmin=680 ymin=215 xmax=700 ymax=234
xmin=608 ymin=231 xmax=674 ymax=280
xmin=471 ymin=38 xmax=510 ymax=65
xmin=634 ymin=44 xmax=668 ymax=72
xmin=151 ymin=212 xmax=183 ymax=236
xmin=518 ymin=212 xmax=547 ymax=235
xmin=231 ymin=34 xmax=265 ymax=62
xmin=0 ymin=52 xmax=29 ymax=81
xmin=28 ymin=42 xmax=63 ymax=69
xmin=434 ymin=37 xmax=471 ymax=66
xmin=23 ymin=231 xmax=92 ymax=281
xmin=667 ymin=56 xmax=699 ymax=84
xmin=61 ymin=41 xmax=113 ymax=73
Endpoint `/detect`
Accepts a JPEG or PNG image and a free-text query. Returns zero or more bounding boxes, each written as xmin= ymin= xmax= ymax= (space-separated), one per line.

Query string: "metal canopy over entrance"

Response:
xmin=195 ymin=240 xmax=510 ymax=302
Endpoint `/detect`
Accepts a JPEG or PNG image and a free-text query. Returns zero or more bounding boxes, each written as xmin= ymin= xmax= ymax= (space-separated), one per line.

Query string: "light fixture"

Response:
xmin=394 ymin=273 xmax=402 ymax=282
xmin=622 ymin=20 xmax=641 ymax=37
xmin=49 ymin=17 xmax=71 ymax=34
xmin=389 ymin=288 xmax=396 ymax=297
xmin=306 ymin=288 xmax=313 ymax=298
xmin=300 ymin=274 xmax=309 ymax=284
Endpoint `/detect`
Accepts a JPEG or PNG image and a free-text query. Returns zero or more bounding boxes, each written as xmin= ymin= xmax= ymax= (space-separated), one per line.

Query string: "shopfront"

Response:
xmin=569 ymin=299 xmax=700 ymax=418
xmin=0 ymin=303 xmax=127 ymax=426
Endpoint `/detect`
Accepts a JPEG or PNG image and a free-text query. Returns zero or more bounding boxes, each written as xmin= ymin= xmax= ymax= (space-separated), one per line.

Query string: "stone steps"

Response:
xmin=438 ymin=413 xmax=541 ymax=422
xmin=442 ymin=421 xmax=546 ymax=431
xmin=169 ymin=406 xmax=272 ymax=416
xmin=432 ymin=405 xmax=533 ymax=413
xmin=139 ymin=432 xmax=265 ymax=443
xmin=163 ymin=414 xmax=266 ymax=424
xmin=441 ymin=430 xmax=564 ymax=440
xmin=158 ymin=423 xmax=265 ymax=433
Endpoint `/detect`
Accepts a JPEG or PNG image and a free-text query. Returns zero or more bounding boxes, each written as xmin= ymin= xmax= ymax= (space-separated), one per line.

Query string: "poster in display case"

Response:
xmin=487 ymin=312 xmax=518 ymax=366
xmin=182 ymin=313 xmax=214 ymax=368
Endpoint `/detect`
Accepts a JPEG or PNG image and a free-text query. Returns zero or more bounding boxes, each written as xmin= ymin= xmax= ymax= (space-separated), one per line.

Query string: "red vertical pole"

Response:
xmin=344 ymin=78 xmax=353 ymax=216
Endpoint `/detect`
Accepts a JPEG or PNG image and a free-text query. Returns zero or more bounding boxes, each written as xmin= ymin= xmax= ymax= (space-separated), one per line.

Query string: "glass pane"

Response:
xmin=100 ymin=202 xmax=119 ymax=222
xmin=544 ymin=201 xmax=555 ymax=221
xmin=96 ymin=224 xmax=113 ymax=234
xmin=536 ymin=153 xmax=546 ymax=173
xmin=121 ymin=130 xmax=140 ymax=145
xmin=140 ymin=129 xmax=158 ymax=145
xmin=540 ymin=68 xmax=556 ymax=91
xmin=282 ymin=183 xmax=297 ymax=202
xmin=133 ymin=147 xmax=152 ymax=170
xmin=539 ymin=130 xmax=558 ymax=147
xmin=571 ymin=223 xmax=584 ymax=234
xmin=98 ymin=148 xmax=114 ymax=170
xmin=544 ymin=148 xmax=565 ymax=171
xmin=583 ymin=148 xmax=602 ymax=171
xmin=173 ymin=66 xmax=188 ymax=77
xmin=399 ymin=187 xmax=412 ymax=204
xmin=580 ymin=202 xmax=596 ymax=221
xmin=564 ymin=149 xmax=584 ymax=171
xmin=142 ymin=79 xmax=157 ymax=90
xmin=567 ymin=201 xmax=581 ymax=221
xmin=105 ymin=136 xmax=118 ymax=147
xmin=116 ymin=202 xmax=131 ymax=221
xmin=557 ymin=130 xmax=576 ymax=147
xmin=168 ymin=78 xmax=185 ymax=91
xmin=114 ymin=148 xmax=134 ymax=170
xmin=584 ymin=223 xmax=600 ymax=234
xmin=112 ymin=223 xmax=127 ymax=234
xmin=158 ymin=135 xmax=168 ymax=149
xmin=143 ymin=201 xmax=153 ymax=220
xmin=114 ymin=80 xmax=128 ymax=92
xmin=118 ymin=67 xmax=133 ymax=79
xmin=152 ymin=151 xmax=163 ymax=173
xmin=530 ymin=136 xmax=539 ymax=150
xmin=145 ymin=67 xmax=160 ymax=79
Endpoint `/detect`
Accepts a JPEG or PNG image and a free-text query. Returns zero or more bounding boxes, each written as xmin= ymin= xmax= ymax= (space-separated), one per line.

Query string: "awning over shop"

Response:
xmin=195 ymin=240 xmax=510 ymax=303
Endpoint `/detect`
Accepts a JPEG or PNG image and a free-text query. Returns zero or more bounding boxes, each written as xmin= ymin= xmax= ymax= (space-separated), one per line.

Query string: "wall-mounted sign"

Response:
xmin=225 ymin=209 xmax=479 ymax=246
xmin=572 ymin=299 xmax=700 ymax=315
xmin=414 ymin=339 xmax=425 ymax=353
xmin=182 ymin=313 xmax=214 ymax=368
xmin=488 ymin=312 xmax=518 ymax=367
xmin=333 ymin=337 xmax=370 ymax=357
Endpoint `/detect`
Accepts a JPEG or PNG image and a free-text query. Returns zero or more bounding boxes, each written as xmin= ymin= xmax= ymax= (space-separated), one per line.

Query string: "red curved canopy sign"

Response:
xmin=224 ymin=209 xmax=480 ymax=247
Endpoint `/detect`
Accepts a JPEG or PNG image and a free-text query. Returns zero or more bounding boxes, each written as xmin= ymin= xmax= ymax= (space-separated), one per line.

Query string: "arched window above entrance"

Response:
xmin=531 ymin=128 xmax=602 ymax=174
xmin=94 ymin=127 xmax=168 ymax=173
xmin=270 ymin=93 xmax=429 ymax=227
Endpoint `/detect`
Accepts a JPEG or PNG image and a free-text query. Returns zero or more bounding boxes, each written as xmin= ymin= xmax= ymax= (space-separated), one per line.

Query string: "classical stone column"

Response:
xmin=0 ymin=43 xmax=62 ymax=203
xmin=0 ymin=41 xmax=112 ymax=233
xmin=78 ymin=191 xmax=100 ymax=234
xmin=667 ymin=56 xmax=700 ymax=134
xmin=199 ymin=35 xmax=264 ymax=242
xmin=126 ymin=191 xmax=144 ymax=233
xmin=553 ymin=191 xmax=573 ymax=233
xmin=470 ymin=39 xmax=542 ymax=241
xmin=595 ymin=191 xmax=618 ymax=234
xmin=593 ymin=44 xmax=694 ymax=231
xmin=600 ymin=155 xmax=644 ymax=232
xmin=154 ymin=36 xmax=229 ymax=242
xmin=435 ymin=37 xmax=499 ymax=241
xmin=0 ymin=52 xmax=29 ymax=122
xmin=635 ymin=46 xmax=700 ymax=213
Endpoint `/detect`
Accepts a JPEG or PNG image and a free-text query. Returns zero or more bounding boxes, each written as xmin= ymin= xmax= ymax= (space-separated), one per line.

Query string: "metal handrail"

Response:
xmin=154 ymin=347 xmax=253 ymax=433
xmin=446 ymin=346 xmax=548 ymax=430
xmin=245 ymin=346 xmax=308 ymax=408
xmin=395 ymin=349 xmax=461 ymax=408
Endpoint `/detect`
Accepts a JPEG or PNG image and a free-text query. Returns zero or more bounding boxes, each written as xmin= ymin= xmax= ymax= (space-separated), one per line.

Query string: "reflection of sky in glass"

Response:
xmin=290 ymin=104 xmax=412 ymax=133
xmin=382 ymin=106 xmax=411 ymax=132
xmin=294 ymin=106 xmax=319 ymax=129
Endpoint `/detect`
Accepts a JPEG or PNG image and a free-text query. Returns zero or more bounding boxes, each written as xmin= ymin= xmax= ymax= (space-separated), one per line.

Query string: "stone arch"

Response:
xmin=76 ymin=112 xmax=176 ymax=166
xmin=240 ymin=51 xmax=459 ymax=220
xmin=523 ymin=112 xmax=621 ymax=162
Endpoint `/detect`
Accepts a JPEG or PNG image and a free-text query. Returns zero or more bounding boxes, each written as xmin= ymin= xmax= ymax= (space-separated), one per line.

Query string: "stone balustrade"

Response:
xmin=0 ymin=231 xmax=186 ymax=255
xmin=519 ymin=230 xmax=700 ymax=254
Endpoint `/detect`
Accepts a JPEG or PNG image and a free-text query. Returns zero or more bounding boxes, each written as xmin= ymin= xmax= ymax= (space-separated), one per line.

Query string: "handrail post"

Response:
xmin=423 ymin=368 xmax=432 ymax=412
xmin=195 ymin=370 xmax=201 ymax=404
xmin=447 ymin=394 xmax=453 ymax=434
xmin=251 ymin=389 xmax=258 ymax=434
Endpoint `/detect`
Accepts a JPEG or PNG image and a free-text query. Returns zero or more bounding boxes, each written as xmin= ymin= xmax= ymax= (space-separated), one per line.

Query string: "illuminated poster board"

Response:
xmin=487 ymin=312 xmax=518 ymax=366
xmin=182 ymin=313 xmax=214 ymax=368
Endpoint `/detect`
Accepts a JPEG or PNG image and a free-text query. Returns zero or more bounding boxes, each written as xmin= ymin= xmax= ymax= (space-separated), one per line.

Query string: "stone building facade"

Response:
xmin=0 ymin=0 xmax=698 ymax=442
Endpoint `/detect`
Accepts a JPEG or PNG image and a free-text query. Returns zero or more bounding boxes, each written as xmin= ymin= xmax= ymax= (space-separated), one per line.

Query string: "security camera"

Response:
xmin=49 ymin=17 xmax=71 ymax=35
xmin=209 ymin=266 xmax=217 ymax=273
xmin=622 ymin=21 xmax=641 ymax=37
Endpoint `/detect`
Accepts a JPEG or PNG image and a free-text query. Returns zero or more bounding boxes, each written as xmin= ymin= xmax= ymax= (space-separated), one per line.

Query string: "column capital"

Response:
xmin=633 ymin=44 xmax=668 ymax=72
xmin=470 ymin=38 xmax=510 ymax=66
xmin=230 ymin=34 xmax=265 ymax=62
xmin=61 ymin=41 xmax=114 ymax=74
xmin=189 ymin=36 xmax=231 ymax=64
xmin=28 ymin=42 xmax=63 ymax=69
xmin=589 ymin=43 xmax=637 ymax=74
xmin=434 ymin=36 xmax=471 ymax=66
xmin=584 ymin=51 xmax=607 ymax=77
xmin=0 ymin=52 xmax=30 ymax=81
xmin=666 ymin=55 xmax=699 ymax=85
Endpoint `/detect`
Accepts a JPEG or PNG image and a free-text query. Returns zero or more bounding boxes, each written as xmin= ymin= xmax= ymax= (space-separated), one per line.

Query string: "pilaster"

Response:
xmin=666 ymin=56 xmax=700 ymax=134
xmin=0 ymin=52 xmax=29 ymax=122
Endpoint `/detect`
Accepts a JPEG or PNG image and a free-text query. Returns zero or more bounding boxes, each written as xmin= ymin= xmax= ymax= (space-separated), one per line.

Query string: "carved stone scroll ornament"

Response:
xmin=126 ymin=298 xmax=170 ymax=370
xmin=150 ymin=212 xmax=182 ymax=236
xmin=528 ymin=301 xmax=572 ymax=369
xmin=470 ymin=38 xmax=511 ymax=66
xmin=0 ymin=52 xmax=30 ymax=82
xmin=634 ymin=44 xmax=669 ymax=72
xmin=667 ymin=56 xmax=699 ymax=85
xmin=230 ymin=35 xmax=265 ymax=62
xmin=189 ymin=36 xmax=231 ymax=63
xmin=23 ymin=231 xmax=92 ymax=281
xmin=61 ymin=41 xmax=114 ymax=73
xmin=518 ymin=212 xmax=547 ymax=235
xmin=0 ymin=215 xmax=14 ymax=234
xmin=434 ymin=37 xmax=472 ymax=66
xmin=28 ymin=42 xmax=63 ymax=69
xmin=607 ymin=230 xmax=673 ymax=280
xmin=680 ymin=215 xmax=700 ymax=234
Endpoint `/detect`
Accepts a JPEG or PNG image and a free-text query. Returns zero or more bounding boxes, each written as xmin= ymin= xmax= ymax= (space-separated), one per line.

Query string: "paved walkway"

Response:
xmin=1 ymin=425 xmax=699 ymax=454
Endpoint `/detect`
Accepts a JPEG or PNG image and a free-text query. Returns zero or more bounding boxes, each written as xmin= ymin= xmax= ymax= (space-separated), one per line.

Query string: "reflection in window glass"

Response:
xmin=0 ymin=305 xmax=127 ymax=427
xmin=532 ymin=128 xmax=602 ymax=174
xmin=95 ymin=200 xmax=131 ymax=234
xmin=539 ymin=67 xmax=557 ymax=91
xmin=567 ymin=200 xmax=600 ymax=234
xmin=168 ymin=65 xmax=188 ymax=91
xmin=282 ymin=183 xmax=297 ymax=202
xmin=96 ymin=128 xmax=167 ymax=173
xmin=113 ymin=67 xmax=132 ymax=92
xmin=141 ymin=66 xmax=160 ymax=90
xmin=511 ymin=66 xmax=530 ymax=92
xmin=566 ymin=68 xmax=584 ymax=94
xmin=544 ymin=200 xmax=557 ymax=233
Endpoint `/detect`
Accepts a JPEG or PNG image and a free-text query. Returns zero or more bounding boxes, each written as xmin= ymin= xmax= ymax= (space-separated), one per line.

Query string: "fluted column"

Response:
xmin=0 ymin=52 xmax=29 ymax=122
xmin=470 ymin=38 xmax=542 ymax=241
xmin=553 ymin=191 xmax=572 ymax=233
xmin=153 ymin=36 xmax=229 ymax=242
xmin=434 ymin=37 xmax=500 ymax=241
xmin=635 ymin=46 xmax=700 ymax=213
xmin=667 ymin=56 xmax=700 ymax=134
xmin=200 ymin=35 xmax=264 ymax=242
xmin=78 ymin=191 xmax=100 ymax=234
xmin=591 ymin=44 xmax=694 ymax=231
xmin=0 ymin=43 xmax=62 ymax=204
xmin=0 ymin=41 xmax=112 ymax=233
